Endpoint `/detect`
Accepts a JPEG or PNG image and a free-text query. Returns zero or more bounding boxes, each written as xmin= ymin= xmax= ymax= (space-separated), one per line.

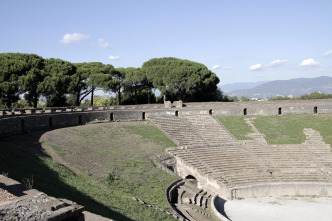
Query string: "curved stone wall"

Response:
xmin=1 ymin=99 xmax=332 ymax=138
xmin=230 ymin=182 xmax=332 ymax=199
xmin=211 ymin=195 xmax=230 ymax=221
xmin=0 ymin=108 xmax=169 ymax=138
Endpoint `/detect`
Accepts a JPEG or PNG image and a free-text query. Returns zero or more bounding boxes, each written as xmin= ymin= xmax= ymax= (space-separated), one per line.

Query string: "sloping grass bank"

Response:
xmin=253 ymin=114 xmax=332 ymax=145
xmin=215 ymin=116 xmax=254 ymax=140
xmin=0 ymin=121 xmax=177 ymax=221
xmin=216 ymin=114 xmax=332 ymax=145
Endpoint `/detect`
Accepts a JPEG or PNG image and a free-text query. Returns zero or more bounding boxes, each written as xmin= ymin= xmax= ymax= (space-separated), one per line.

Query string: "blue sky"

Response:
xmin=1 ymin=0 xmax=332 ymax=87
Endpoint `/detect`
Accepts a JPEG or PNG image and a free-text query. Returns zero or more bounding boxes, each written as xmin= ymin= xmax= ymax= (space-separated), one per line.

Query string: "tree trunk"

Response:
xmin=90 ymin=89 xmax=94 ymax=106
xmin=33 ymin=95 xmax=38 ymax=108
xmin=118 ymin=89 xmax=122 ymax=105
xmin=134 ymin=88 xmax=137 ymax=105
xmin=147 ymin=88 xmax=151 ymax=104
xmin=6 ymin=99 xmax=11 ymax=109
xmin=76 ymin=93 xmax=81 ymax=106
xmin=181 ymin=94 xmax=186 ymax=103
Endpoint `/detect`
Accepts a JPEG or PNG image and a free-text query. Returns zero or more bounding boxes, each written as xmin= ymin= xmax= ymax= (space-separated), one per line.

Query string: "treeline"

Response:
xmin=0 ymin=53 xmax=228 ymax=108
xmin=268 ymin=92 xmax=332 ymax=101
xmin=228 ymin=92 xmax=332 ymax=102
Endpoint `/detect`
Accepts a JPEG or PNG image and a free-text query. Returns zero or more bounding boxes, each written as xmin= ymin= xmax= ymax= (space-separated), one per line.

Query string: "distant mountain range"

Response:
xmin=222 ymin=76 xmax=332 ymax=98
xmin=220 ymin=81 xmax=270 ymax=92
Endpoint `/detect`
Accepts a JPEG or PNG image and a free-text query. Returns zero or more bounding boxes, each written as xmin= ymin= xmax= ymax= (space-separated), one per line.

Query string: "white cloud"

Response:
xmin=211 ymin=65 xmax=220 ymax=70
xmin=266 ymin=59 xmax=288 ymax=68
xmin=109 ymin=55 xmax=120 ymax=60
xmin=222 ymin=66 xmax=232 ymax=70
xmin=299 ymin=58 xmax=319 ymax=67
xmin=249 ymin=64 xmax=263 ymax=71
xmin=324 ymin=50 xmax=332 ymax=56
xmin=60 ymin=33 xmax=90 ymax=45
xmin=98 ymin=38 xmax=112 ymax=49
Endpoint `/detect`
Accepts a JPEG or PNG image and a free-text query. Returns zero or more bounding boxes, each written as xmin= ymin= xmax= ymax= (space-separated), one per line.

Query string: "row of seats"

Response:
xmin=150 ymin=116 xmax=207 ymax=146
xmin=155 ymin=114 xmax=332 ymax=187
xmin=181 ymin=115 xmax=236 ymax=145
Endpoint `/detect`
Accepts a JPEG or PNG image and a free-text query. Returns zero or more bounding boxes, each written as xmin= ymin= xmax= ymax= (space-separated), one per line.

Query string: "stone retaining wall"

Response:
xmin=175 ymin=158 xmax=230 ymax=199
xmin=211 ymin=195 xmax=230 ymax=221
xmin=229 ymin=182 xmax=332 ymax=199
xmin=0 ymin=110 xmax=165 ymax=138
xmin=1 ymin=99 xmax=332 ymax=138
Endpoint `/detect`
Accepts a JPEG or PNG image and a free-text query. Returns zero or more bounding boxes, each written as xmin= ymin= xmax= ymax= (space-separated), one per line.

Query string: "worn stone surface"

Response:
xmin=0 ymin=175 xmax=84 ymax=221
xmin=0 ymin=193 xmax=78 ymax=220
xmin=163 ymin=115 xmax=332 ymax=199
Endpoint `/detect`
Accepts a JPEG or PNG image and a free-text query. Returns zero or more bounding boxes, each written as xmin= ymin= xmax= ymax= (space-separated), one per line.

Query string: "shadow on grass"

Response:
xmin=0 ymin=131 xmax=133 ymax=221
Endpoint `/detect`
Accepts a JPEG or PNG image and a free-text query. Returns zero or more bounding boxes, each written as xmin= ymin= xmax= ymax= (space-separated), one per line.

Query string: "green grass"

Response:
xmin=0 ymin=122 xmax=178 ymax=221
xmin=253 ymin=114 xmax=332 ymax=145
xmin=124 ymin=123 xmax=176 ymax=148
xmin=216 ymin=114 xmax=332 ymax=145
xmin=215 ymin=116 xmax=254 ymax=140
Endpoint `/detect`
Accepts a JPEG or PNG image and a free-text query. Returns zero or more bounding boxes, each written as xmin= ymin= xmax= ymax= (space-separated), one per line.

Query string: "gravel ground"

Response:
xmin=224 ymin=196 xmax=332 ymax=221
xmin=0 ymin=188 xmax=16 ymax=203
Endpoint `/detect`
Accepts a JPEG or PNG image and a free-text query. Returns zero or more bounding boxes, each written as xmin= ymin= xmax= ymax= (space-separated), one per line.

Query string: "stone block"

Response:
xmin=173 ymin=100 xmax=183 ymax=108
xmin=25 ymin=110 xmax=35 ymax=114
xmin=182 ymin=197 xmax=191 ymax=204
xmin=164 ymin=101 xmax=172 ymax=108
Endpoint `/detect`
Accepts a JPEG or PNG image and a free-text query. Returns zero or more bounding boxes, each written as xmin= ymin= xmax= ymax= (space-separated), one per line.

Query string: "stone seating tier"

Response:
xmin=150 ymin=116 xmax=207 ymax=146
xmin=160 ymin=114 xmax=332 ymax=189
xmin=181 ymin=115 xmax=236 ymax=145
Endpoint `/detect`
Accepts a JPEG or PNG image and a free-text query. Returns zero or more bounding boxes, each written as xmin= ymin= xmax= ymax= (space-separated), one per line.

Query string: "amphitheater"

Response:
xmin=1 ymin=99 xmax=332 ymax=220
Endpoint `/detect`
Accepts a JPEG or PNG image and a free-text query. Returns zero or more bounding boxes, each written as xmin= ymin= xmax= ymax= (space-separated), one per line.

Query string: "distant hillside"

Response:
xmin=220 ymin=81 xmax=269 ymax=92
xmin=226 ymin=76 xmax=332 ymax=98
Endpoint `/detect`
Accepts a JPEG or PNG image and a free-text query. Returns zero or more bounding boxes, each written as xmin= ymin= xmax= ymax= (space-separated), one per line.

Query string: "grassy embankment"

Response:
xmin=215 ymin=116 xmax=254 ymax=140
xmin=0 ymin=121 xmax=177 ymax=221
xmin=216 ymin=114 xmax=332 ymax=145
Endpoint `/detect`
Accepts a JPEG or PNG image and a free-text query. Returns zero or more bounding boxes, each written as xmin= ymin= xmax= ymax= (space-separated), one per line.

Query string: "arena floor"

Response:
xmin=224 ymin=196 xmax=332 ymax=221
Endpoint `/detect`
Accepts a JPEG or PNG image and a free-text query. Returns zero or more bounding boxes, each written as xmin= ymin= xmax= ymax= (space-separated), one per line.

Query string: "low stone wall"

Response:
xmin=132 ymin=196 xmax=186 ymax=220
xmin=1 ymin=99 xmax=332 ymax=138
xmin=0 ymin=111 xmax=112 ymax=138
xmin=0 ymin=109 xmax=163 ymax=138
xmin=230 ymin=182 xmax=332 ymax=199
xmin=175 ymin=158 xmax=230 ymax=199
xmin=164 ymin=179 xmax=188 ymax=220
xmin=211 ymin=195 xmax=230 ymax=221
xmin=185 ymin=99 xmax=332 ymax=116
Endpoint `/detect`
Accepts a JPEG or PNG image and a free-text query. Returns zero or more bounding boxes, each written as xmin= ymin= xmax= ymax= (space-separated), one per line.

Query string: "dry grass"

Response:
xmin=0 ymin=121 xmax=177 ymax=221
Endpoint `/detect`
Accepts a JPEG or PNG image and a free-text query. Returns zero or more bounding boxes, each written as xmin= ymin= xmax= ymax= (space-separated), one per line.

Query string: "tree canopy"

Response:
xmin=142 ymin=57 xmax=221 ymax=102
xmin=0 ymin=53 xmax=44 ymax=108
xmin=0 ymin=53 xmax=228 ymax=108
xmin=72 ymin=62 xmax=115 ymax=106
xmin=39 ymin=58 xmax=76 ymax=107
